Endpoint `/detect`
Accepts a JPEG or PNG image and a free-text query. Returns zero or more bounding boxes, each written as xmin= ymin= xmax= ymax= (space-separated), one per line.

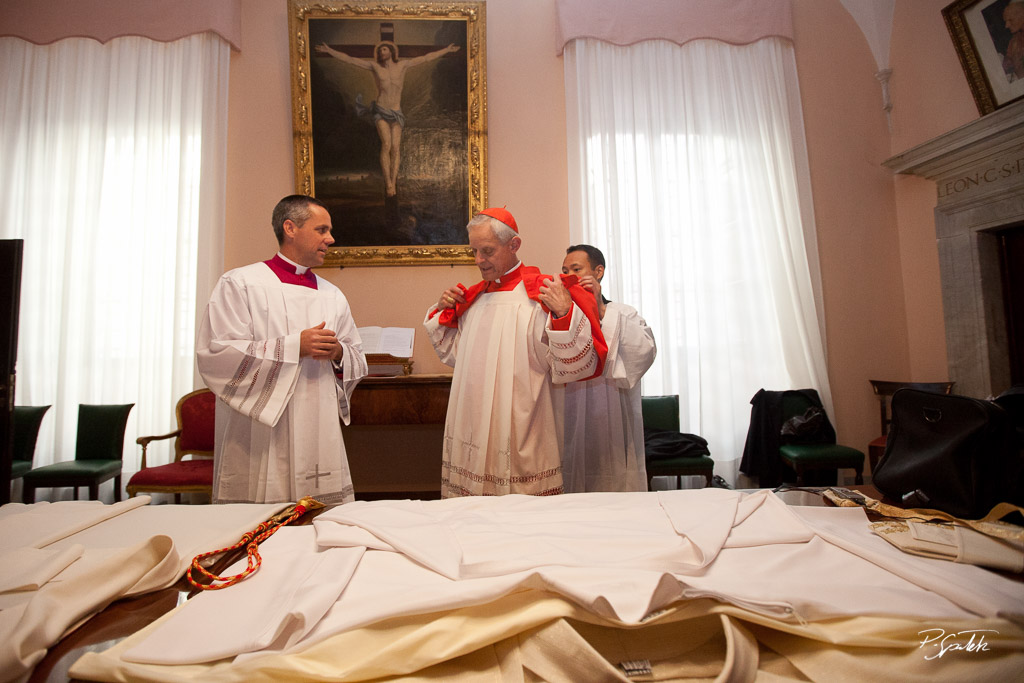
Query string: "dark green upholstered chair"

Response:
xmin=778 ymin=392 xmax=863 ymax=486
xmin=642 ymin=395 xmax=715 ymax=489
xmin=12 ymin=405 xmax=51 ymax=480
xmin=22 ymin=403 xmax=134 ymax=503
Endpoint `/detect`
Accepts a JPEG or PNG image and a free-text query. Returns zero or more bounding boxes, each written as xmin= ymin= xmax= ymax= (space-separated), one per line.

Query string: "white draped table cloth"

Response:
xmin=96 ymin=489 xmax=1024 ymax=680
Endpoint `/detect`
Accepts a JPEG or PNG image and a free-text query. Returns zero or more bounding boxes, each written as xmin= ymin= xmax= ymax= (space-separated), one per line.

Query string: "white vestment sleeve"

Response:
xmin=197 ymin=273 xmax=301 ymax=428
xmin=424 ymin=305 xmax=459 ymax=367
xmin=331 ymin=302 xmax=367 ymax=426
xmin=601 ymin=302 xmax=656 ymax=389
xmin=545 ymin=304 xmax=599 ymax=384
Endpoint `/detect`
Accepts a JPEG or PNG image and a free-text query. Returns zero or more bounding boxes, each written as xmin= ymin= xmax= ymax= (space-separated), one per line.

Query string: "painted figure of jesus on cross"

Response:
xmin=316 ymin=38 xmax=460 ymax=198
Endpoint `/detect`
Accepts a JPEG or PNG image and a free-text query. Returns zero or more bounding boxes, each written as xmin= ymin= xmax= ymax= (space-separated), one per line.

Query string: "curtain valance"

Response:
xmin=0 ymin=0 xmax=242 ymax=51
xmin=555 ymin=0 xmax=793 ymax=55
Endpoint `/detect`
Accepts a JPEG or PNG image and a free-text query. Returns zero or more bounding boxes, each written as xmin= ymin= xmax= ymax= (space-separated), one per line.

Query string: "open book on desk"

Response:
xmin=358 ymin=326 xmax=415 ymax=376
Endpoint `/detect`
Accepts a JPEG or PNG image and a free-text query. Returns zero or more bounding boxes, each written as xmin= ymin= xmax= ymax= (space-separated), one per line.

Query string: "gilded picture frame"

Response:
xmin=287 ymin=1 xmax=487 ymax=267
xmin=943 ymin=0 xmax=1024 ymax=115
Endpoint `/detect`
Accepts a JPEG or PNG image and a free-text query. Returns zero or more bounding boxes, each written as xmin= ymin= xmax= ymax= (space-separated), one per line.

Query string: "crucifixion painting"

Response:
xmin=304 ymin=14 xmax=476 ymax=256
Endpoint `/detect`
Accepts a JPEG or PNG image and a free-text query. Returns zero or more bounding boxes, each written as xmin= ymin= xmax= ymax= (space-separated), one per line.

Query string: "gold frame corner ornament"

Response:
xmin=287 ymin=1 xmax=487 ymax=267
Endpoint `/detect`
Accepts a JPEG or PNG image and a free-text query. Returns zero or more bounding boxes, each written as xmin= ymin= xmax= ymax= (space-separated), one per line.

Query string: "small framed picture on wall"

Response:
xmin=287 ymin=1 xmax=488 ymax=266
xmin=943 ymin=0 xmax=1024 ymax=114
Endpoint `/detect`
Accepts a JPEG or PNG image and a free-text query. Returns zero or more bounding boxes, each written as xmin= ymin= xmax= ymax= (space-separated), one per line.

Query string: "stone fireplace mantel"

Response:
xmin=883 ymin=98 xmax=1024 ymax=399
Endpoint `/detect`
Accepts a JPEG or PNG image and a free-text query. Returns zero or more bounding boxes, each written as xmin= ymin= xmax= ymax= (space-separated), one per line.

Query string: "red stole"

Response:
xmin=434 ymin=264 xmax=608 ymax=380
xmin=264 ymin=254 xmax=318 ymax=289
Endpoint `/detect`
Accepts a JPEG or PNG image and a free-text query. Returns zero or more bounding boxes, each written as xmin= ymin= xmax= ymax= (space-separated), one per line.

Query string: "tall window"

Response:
xmin=564 ymin=37 xmax=831 ymax=482
xmin=0 ymin=34 xmax=229 ymax=499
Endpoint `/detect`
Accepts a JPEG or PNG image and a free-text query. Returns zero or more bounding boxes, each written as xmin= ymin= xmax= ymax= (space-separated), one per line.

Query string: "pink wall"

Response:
xmin=787 ymin=0 xmax=976 ymax=452
xmin=790 ymin=0 xmax=907 ymax=452
xmin=888 ymin=0 xmax=977 ymax=381
xmin=223 ymin=0 xmax=980 ymax=459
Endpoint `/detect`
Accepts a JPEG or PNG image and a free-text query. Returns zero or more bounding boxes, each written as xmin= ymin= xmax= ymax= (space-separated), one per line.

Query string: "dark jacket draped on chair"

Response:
xmin=739 ymin=388 xmax=834 ymax=488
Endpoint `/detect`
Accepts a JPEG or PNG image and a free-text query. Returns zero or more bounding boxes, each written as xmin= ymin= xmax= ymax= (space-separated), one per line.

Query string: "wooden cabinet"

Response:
xmin=343 ymin=374 xmax=452 ymax=499
xmin=348 ymin=375 xmax=451 ymax=425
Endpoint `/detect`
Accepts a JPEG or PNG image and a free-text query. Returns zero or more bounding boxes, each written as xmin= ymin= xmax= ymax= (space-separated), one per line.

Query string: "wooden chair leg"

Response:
xmin=24 ymin=485 xmax=35 ymax=504
xmin=174 ymin=493 xmax=182 ymax=504
xmin=854 ymin=466 xmax=863 ymax=485
xmin=89 ymin=483 xmax=99 ymax=500
xmin=73 ymin=487 xmax=80 ymax=501
xmin=703 ymin=472 xmax=712 ymax=487
xmin=113 ymin=475 xmax=121 ymax=502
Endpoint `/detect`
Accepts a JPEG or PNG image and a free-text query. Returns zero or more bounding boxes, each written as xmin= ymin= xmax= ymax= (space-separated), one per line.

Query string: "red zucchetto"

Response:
xmin=477 ymin=206 xmax=518 ymax=233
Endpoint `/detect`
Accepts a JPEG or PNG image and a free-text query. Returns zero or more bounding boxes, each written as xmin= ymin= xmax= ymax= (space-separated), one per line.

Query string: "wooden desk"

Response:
xmin=344 ymin=374 xmax=452 ymax=499
xmin=349 ymin=374 xmax=451 ymax=425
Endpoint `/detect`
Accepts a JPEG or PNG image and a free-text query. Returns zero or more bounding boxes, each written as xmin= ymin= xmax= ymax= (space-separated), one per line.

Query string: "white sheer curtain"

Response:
xmin=564 ymin=37 xmax=830 ymax=483
xmin=0 ymin=34 xmax=229 ymax=501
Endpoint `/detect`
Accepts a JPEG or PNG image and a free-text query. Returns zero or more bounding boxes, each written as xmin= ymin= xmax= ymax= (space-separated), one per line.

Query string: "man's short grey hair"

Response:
xmin=468 ymin=213 xmax=518 ymax=244
xmin=272 ymin=195 xmax=327 ymax=244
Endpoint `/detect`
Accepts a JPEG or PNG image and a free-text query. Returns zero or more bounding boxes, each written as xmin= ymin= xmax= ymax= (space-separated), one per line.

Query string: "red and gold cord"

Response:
xmin=187 ymin=496 xmax=324 ymax=591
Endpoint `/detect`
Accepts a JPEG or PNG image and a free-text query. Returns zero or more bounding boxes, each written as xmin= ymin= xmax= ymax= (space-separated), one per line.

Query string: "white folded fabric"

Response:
xmin=721 ymin=488 xmax=816 ymax=548
xmin=654 ymin=488 xmax=737 ymax=566
xmin=312 ymin=519 xmax=397 ymax=552
xmin=0 ymin=535 xmax=175 ymax=683
xmin=677 ymin=530 xmax=977 ymax=622
xmin=43 ymin=501 xmax=290 ymax=590
xmin=0 ymin=498 xmax=293 ymax=683
xmin=121 ymin=489 xmax=1024 ymax=670
xmin=123 ymin=527 xmax=364 ymax=665
xmin=871 ymin=520 xmax=1024 ymax=573
xmin=955 ymin=522 xmax=1024 ymax=572
xmin=0 ymin=545 xmax=83 ymax=593
xmin=792 ymin=505 xmax=1024 ymax=619
xmin=316 ymin=490 xmax=750 ymax=579
xmin=315 ymin=498 xmax=461 ymax=576
xmin=451 ymin=491 xmax=713 ymax=576
xmin=0 ymin=496 xmax=150 ymax=551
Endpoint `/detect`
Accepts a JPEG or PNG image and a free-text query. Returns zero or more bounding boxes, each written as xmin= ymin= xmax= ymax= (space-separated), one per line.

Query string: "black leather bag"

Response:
xmin=873 ymin=388 xmax=1022 ymax=518
xmin=780 ymin=406 xmax=828 ymax=443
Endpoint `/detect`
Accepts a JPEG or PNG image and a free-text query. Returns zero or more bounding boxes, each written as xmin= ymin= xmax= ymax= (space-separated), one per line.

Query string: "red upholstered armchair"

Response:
xmin=126 ymin=388 xmax=216 ymax=502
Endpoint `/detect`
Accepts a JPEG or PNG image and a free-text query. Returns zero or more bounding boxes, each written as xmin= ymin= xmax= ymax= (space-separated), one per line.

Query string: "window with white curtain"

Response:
xmin=0 ymin=34 xmax=229 ymax=501
xmin=564 ymin=37 xmax=831 ymax=484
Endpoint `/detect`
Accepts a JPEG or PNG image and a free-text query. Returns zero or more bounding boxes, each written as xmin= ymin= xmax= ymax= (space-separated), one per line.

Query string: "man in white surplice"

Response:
xmin=197 ymin=195 xmax=368 ymax=504
xmin=560 ymin=245 xmax=656 ymax=492
xmin=425 ymin=208 xmax=608 ymax=497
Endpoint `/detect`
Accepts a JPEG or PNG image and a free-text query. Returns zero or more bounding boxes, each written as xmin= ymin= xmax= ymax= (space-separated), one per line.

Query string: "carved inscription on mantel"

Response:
xmin=935 ymin=142 xmax=1024 ymax=208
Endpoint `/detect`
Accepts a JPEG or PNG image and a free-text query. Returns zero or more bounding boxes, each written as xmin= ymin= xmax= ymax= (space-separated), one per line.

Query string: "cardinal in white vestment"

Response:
xmin=560 ymin=245 xmax=657 ymax=492
xmin=425 ymin=208 xmax=608 ymax=497
xmin=197 ymin=195 xmax=368 ymax=504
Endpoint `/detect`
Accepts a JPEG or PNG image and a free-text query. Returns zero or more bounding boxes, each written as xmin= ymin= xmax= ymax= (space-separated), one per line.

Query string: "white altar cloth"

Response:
xmin=92 ymin=489 xmax=1024 ymax=681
